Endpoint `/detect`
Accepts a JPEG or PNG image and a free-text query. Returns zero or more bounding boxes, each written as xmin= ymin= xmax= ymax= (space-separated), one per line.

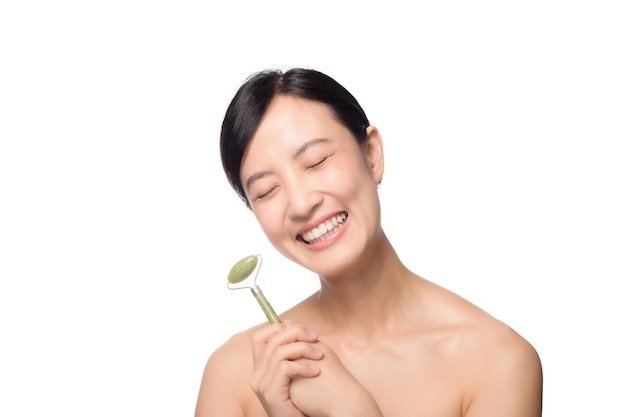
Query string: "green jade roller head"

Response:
xmin=227 ymin=255 xmax=282 ymax=324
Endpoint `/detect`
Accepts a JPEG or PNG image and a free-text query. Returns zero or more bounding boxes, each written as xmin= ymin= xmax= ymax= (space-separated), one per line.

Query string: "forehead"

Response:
xmin=254 ymin=95 xmax=338 ymax=142
xmin=241 ymin=95 xmax=351 ymax=161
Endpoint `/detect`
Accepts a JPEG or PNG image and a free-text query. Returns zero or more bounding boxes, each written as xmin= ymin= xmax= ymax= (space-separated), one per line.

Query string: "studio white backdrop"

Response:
xmin=1 ymin=1 xmax=624 ymax=416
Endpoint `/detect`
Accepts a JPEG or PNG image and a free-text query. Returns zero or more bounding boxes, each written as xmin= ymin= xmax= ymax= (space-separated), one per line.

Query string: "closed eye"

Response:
xmin=307 ymin=155 xmax=330 ymax=171
xmin=253 ymin=186 xmax=278 ymax=201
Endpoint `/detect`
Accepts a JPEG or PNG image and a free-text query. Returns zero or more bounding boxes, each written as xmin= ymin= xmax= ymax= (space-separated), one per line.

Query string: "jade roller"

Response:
xmin=227 ymin=254 xmax=281 ymax=324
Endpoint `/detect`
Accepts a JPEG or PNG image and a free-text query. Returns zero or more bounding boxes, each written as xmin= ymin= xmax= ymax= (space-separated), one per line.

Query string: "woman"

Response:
xmin=195 ymin=67 xmax=543 ymax=416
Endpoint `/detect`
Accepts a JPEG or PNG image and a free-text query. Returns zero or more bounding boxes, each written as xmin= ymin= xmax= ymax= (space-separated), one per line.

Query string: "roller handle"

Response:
xmin=251 ymin=286 xmax=281 ymax=324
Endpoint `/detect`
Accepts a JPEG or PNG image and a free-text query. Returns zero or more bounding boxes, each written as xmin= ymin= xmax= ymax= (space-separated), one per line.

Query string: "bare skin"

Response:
xmin=195 ymin=96 xmax=543 ymax=416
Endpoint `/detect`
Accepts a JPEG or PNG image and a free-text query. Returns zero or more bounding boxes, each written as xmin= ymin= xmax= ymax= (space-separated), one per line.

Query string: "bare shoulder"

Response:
xmin=410 ymin=277 xmax=542 ymax=415
xmin=459 ymin=312 xmax=542 ymax=380
xmin=194 ymin=325 xmax=262 ymax=417
xmin=459 ymin=316 xmax=543 ymax=416
xmin=422 ymin=278 xmax=540 ymax=361
xmin=431 ymin=283 xmax=543 ymax=416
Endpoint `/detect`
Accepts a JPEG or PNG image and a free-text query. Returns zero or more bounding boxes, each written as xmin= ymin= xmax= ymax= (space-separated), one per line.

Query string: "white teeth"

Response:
xmin=300 ymin=213 xmax=347 ymax=244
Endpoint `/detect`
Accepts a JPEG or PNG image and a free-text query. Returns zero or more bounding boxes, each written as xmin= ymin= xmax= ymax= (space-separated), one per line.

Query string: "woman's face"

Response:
xmin=239 ymin=95 xmax=384 ymax=277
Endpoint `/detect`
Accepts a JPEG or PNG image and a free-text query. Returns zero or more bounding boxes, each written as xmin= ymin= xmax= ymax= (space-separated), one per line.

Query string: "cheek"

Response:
xmin=323 ymin=159 xmax=370 ymax=198
xmin=254 ymin=208 xmax=284 ymax=242
xmin=322 ymin=167 xmax=344 ymax=189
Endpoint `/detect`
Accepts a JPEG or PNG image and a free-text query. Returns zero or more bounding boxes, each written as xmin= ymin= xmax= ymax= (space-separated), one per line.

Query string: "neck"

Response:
xmin=314 ymin=233 xmax=416 ymax=338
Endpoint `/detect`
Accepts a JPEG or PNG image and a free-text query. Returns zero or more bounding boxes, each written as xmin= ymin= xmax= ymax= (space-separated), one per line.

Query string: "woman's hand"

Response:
xmin=289 ymin=341 xmax=384 ymax=417
xmin=250 ymin=320 xmax=324 ymax=417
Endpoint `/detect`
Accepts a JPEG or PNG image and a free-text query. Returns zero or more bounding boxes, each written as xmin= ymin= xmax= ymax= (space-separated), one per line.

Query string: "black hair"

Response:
xmin=220 ymin=67 xmax=370 ymax=206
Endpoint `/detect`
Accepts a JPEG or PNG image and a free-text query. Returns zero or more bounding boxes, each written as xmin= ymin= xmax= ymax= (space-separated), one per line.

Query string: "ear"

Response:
xmin=362 ymin=125 xmax=384 ymax=185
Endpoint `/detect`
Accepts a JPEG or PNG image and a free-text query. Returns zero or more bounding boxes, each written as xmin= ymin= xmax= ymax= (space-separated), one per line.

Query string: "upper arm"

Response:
xmin=194 ymin=341 xmax=249 ymax=417
xmin=465 ymin=331 xmax=543 ymax=417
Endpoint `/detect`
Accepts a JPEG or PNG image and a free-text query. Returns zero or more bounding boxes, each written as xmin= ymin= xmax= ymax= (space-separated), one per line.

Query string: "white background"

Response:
xmin=1 ymin=1 xmax=624 ymax=416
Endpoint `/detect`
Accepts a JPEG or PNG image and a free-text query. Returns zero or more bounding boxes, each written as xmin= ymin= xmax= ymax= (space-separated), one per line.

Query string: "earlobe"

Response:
xmin=364 ymin=126 xmax=385 ymax=184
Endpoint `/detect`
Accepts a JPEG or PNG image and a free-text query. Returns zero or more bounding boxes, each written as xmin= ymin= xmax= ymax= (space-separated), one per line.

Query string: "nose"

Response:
xmin=285 ymin=179 xmax=322 ymax=220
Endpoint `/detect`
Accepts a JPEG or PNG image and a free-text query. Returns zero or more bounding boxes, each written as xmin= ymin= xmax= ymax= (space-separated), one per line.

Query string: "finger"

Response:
xmin=253 ymin=357 xmax=320 ymax=391
xmin=257 ymin=330 xmax=318 ymax=374
xmin=252 ymin=323 xmax=287 ymax=345
xmin=250 ymin=352 xmax=322 ymax=395
xmin=257 ymin=341 xmax=323 ymax=383
xmin=278 ymin=358 xmax=320 ymax=379
xmin=275 ymin=342 xmax=324 ymax=362
xmin=269 ymin=323 xmax=318 ymax=345
xmin=251 ymin=323 xmax=287 ymax=365
xmin=252 ymin=322 xmax=317 ymax=347
xmin=253 ymin=323 xmax=318 ymax=365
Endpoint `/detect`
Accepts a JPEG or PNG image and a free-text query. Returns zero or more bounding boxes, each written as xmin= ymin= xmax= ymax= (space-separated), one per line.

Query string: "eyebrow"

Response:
xmin=245 ymin=170 xmax=272 ymax=193
xmin=292 ymin=138 xmax=331 ymax=160
xmin=244 ymin=138 xmax=331 ymax=193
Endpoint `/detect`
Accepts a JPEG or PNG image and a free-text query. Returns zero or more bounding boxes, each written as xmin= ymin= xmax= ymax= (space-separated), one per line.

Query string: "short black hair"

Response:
xmin=220 ymin=67 xmax=370 ymax=206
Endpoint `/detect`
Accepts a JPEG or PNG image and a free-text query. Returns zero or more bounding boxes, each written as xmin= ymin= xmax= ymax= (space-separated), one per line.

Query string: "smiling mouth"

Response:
xmin=297 ymin=212 xmax=348 ymax=245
